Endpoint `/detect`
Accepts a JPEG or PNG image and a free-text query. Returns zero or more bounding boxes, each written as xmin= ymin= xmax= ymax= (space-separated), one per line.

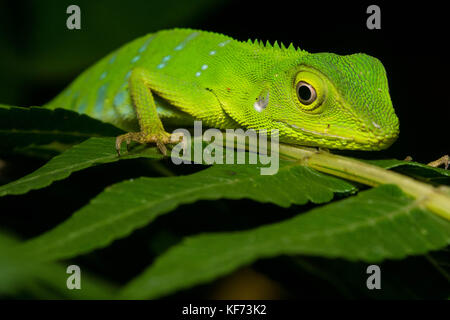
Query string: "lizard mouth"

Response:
xmin=275 ymin=119 xmax=396 ymax=150
xmin=275 ymin=119 xmax=355 ymax=142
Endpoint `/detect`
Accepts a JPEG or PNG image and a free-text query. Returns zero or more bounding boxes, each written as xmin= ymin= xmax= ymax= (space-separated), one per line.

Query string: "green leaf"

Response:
xmin=118 ymin=185 xmax=450 ymax=299
xmin=368 ymin=159 xmax=450 ymax=185
xmin=0 ymin=230 xmax=116 ymax=299
xmin=0 ymin=105 xmax=122 ymax=152
xmin=0 ymin=137 xmax=162 ymax=196
xmin=19 ymin=161 xmax=355 ymax=262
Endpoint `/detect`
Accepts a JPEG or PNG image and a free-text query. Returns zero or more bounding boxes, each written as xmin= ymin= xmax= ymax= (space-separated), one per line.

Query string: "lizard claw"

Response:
xmin=116 ymin=133 xmax=133 ymax=156
xmin=428 ymin=155 xmax=449 ymax=169
xmin=115 ymin=131 xmax=184 ymax=157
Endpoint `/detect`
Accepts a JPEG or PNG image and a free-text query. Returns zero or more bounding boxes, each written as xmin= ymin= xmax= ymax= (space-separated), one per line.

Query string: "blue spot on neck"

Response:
xmin=77 ymin=99 xmax=87 ymax=113
xmin=70 ymin=91 xmax=80 ymax=109
xmin=138 ymin=45 xmax=147 ymax=53
xmin=114 ymin=91 xmax=126 ymax=107
xmin=186 ymin=32 xmax=199 ymax=41
xmin=95 ymin=84 xmax=108 ymax=115
xmin=218 ymin=40 xmax=230 ymax=47
xmin=138 ymin=36 xmax=154 ymax=53
xmin=174 ymin=33 xmax=199 ymax=51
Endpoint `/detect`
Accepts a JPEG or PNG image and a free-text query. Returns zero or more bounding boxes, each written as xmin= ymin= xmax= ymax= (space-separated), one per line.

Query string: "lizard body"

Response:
xmin=45 ymin=28 xmax=399 ymax=152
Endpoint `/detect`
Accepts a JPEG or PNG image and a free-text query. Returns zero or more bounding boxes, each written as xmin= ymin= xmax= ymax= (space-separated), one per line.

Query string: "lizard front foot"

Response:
xmin=115 ymin=131 xmax=183 ymax=156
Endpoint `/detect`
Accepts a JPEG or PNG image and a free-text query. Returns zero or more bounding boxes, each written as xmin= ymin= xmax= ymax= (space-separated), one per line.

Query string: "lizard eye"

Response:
xmin=296 ymin=81 xmax=317 ymax=105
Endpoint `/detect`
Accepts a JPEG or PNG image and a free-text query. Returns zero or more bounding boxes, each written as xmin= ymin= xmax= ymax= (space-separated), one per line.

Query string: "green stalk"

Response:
xmin=278 ymin=144 xmax=450 ymax=221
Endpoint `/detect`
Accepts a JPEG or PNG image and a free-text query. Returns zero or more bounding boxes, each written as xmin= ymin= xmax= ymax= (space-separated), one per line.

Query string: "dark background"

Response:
xmin=0 ymin=0 xmax=448 ymax=299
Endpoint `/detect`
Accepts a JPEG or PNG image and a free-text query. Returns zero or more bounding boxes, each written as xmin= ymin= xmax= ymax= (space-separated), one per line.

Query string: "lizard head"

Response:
xmin=266 ymin=52 xmax=399 ymax=150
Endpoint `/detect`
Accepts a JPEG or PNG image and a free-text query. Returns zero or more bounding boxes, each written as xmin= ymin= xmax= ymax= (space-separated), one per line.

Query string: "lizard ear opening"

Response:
xmin=253 ymin=87 xmax=270 ymax=112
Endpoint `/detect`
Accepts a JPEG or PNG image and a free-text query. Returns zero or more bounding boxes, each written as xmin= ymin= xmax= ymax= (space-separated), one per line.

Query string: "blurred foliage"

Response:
xmin=0 ymin=0 xmax=226 ymax=104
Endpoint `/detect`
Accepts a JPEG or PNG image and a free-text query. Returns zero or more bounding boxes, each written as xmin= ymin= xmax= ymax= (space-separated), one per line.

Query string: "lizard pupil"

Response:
xmin=296 ymin=81 xmax=316 ymax=105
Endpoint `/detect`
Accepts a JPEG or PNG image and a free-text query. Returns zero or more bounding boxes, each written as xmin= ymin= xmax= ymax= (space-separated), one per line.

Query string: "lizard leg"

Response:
xmin=115 ymin=68 xmax=182 ymax=156
xmin=427 ymin=155 xmax=449 ymax=169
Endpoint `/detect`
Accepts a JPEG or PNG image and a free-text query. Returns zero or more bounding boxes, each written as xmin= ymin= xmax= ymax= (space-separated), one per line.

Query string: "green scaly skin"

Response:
xmin=45 ymin=28 xmax=400 ymax=153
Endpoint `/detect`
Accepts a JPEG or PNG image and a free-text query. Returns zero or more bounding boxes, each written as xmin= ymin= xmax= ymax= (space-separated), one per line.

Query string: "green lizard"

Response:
xmin=45 ymin=28 xmax=401 ymax=155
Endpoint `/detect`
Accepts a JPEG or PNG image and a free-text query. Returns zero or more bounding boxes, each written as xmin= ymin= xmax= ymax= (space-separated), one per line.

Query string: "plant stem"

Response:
xmin=278 ymin=144 xmax=450 ymax=221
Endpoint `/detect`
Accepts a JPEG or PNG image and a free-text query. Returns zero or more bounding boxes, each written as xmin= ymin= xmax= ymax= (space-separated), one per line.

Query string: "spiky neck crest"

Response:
xmin=170 ymin=28 xmax=307 ymax=59
xmin=245 ymin=37 xmax=306 ymax=55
